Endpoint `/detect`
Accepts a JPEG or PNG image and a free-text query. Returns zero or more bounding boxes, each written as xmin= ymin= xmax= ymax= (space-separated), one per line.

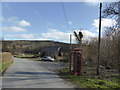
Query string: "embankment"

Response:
xmin=0 ymin=52 xmax=13 ymax=73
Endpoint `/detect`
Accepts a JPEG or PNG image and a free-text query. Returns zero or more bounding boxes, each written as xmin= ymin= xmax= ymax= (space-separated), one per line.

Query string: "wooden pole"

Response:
xmin=97 ymin=3 xmax=102 ymax=75
xmin=118 ymin=1 xmax=120 ymax=29
xmin=69 ymin=34 xmax=72 ymax=73
xmin=118 ymin=1 xmax=120 ymax=72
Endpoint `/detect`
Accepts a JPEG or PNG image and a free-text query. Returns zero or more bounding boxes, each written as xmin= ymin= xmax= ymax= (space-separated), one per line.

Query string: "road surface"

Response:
xmin=2 ymin=58 xmax=77 ymax=88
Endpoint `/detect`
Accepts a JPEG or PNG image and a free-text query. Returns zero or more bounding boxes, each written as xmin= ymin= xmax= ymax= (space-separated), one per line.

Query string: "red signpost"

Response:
xmin=71 ymin=48 xmax=83 ymax=75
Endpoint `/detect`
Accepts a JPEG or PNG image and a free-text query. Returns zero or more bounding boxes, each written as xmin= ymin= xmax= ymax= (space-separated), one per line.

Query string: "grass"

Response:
xmin=0 ymin=62 xmax=12 ymax=73
xmin=0 ymin=52 xmax=13 ymax=73
xmin=60 ymin=68 xmax=120 ymax=89
xmin=15 ymin=54 xmax=41 ymax=61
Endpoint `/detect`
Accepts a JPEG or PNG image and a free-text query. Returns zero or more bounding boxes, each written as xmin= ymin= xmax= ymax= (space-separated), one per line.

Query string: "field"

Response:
xmin=0 ymin=52 xmax=13 ymax=73
xmin=60 ymin=65 xmax=120 ymax=89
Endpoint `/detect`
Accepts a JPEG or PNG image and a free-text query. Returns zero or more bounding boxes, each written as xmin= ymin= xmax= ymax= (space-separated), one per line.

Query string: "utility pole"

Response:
xmin=97 ymin=3 xmax=102 ymax=75
xmin=118 ymin=1 xmax=120 ymax=29
xmin=69 ymin=34 xmax=72 ymax=73
xmin=117 ymin=1 xmax=120 ymax=72
xmin=118 ymin=1 xmax=120 ymax=31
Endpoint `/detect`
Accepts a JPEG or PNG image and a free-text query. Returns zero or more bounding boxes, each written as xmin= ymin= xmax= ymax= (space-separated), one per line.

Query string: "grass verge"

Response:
xmin=60 ymin=68 xmax=120 ymax=89
xmin=0 ymin=62 xmax=12 ymax=73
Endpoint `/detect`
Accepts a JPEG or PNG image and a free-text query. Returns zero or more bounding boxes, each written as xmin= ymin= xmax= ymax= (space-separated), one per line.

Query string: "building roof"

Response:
xmin=42 ymin=46 xmax=61 ymax=53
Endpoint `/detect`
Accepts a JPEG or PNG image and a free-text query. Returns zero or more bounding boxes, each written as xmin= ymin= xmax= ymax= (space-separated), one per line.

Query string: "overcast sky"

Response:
xmin=1 ymin=0 xmax=118 ymax=43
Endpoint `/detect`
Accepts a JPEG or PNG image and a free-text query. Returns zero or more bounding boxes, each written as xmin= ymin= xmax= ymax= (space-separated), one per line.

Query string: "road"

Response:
xmin=2 ymin=58 xmax=77 ymax=88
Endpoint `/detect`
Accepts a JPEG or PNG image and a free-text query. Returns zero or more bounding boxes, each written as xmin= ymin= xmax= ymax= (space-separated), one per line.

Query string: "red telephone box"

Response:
xmin=71 ymin=48 xmax=83 ymax=75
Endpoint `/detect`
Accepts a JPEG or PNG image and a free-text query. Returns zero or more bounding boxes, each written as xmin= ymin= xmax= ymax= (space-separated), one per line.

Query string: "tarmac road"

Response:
xmin=2 ymin=58 xmax=77 ymax=88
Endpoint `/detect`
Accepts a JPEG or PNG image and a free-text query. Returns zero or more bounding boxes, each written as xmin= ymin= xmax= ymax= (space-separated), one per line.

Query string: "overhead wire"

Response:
xmin=61 ymin=2 xmax=71 ymax=31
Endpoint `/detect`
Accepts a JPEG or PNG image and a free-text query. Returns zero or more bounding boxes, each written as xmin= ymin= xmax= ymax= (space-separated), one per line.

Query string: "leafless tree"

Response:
xmin=74 ymin=31 xmax=83 ymax=47
xmin=101 ymin=2 xmax=120 ymax=71
xmin=102 ymin=2 xmax=119 ymax=35
xmin=102 ymin=2 xmax=119 ymax=19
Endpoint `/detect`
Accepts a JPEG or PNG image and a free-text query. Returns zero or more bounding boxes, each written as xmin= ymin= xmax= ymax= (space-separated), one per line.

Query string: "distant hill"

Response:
xmin=2 ymin=40 xmax=77 ymax=55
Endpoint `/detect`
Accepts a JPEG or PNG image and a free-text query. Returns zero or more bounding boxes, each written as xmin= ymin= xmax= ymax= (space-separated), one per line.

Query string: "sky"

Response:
xmin=1 ymin=0 xmax=118 ymax=43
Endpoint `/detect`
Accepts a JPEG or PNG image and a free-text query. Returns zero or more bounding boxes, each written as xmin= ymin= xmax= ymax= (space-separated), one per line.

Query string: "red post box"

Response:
xmin=71 ymin=48 xmax=83 ymax=75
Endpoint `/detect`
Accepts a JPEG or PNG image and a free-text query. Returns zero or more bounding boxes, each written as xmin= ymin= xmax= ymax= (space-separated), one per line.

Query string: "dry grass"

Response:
xmin=0 ymin=52 xmax=13 ymax=73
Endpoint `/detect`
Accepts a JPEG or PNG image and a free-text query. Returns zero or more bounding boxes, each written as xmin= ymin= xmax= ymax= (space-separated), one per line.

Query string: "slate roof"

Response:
xmin=42 ymin=46 xmax=61 ymax=53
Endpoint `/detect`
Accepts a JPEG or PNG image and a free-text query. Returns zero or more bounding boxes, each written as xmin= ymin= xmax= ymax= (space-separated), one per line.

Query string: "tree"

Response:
xmin=102 ymin=2 xmax=119 ymax=18
xmin=102 ymin=2 xmax=120 ymax=35
xmin=102 ymin=2 xmax=120 ymax=72
xmin=40 ymin=51 xmax=46 ymax=57
xmin=74 ymin=31 xmax=83 ymax=47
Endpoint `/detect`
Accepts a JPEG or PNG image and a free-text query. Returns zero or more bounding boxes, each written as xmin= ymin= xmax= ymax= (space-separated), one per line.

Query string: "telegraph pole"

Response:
xmin=69 ymin=34 xmax=72 ymax=73
xmin=117 ymin=1 xmax=120 ymax=72
xmin=118 ymin=1 xmax=120 ymax=29
xmin=97 ymin=3 xmax=102 ymax=75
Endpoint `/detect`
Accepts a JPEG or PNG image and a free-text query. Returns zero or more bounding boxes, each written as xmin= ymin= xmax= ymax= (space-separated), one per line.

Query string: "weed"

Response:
xmin=60 ymin=68 xmax=120 ymax=88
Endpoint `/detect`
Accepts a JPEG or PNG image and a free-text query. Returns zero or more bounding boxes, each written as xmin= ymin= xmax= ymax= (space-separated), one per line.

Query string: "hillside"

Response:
xmin=1 ymin=40 xmax=77 ymax=55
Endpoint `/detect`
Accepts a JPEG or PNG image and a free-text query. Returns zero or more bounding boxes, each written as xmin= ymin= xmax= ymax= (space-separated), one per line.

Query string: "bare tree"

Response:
xmin=103 ymin=27 xmax=116 ymax=36
xmin=102 ymin=1 xmax=120 ymax=72
xmin=102 ymin=2 xmax=119 ymax=18
xmin=102 ymin=2 xmax=120 ymax=35
xmin=74 ymin=31 xmax=83 ymax=47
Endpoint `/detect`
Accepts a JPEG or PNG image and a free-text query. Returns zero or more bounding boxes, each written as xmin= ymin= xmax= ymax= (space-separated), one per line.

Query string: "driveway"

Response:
xmin=2 ymin=58 xmax=77 ymax=88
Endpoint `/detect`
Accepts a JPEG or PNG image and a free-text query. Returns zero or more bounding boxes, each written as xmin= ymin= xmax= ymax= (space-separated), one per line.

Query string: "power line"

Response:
xmin=61 ymin=2 xmax=72 ymax=73
xmin=61 ymin=2 xmax=70 ymax=31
